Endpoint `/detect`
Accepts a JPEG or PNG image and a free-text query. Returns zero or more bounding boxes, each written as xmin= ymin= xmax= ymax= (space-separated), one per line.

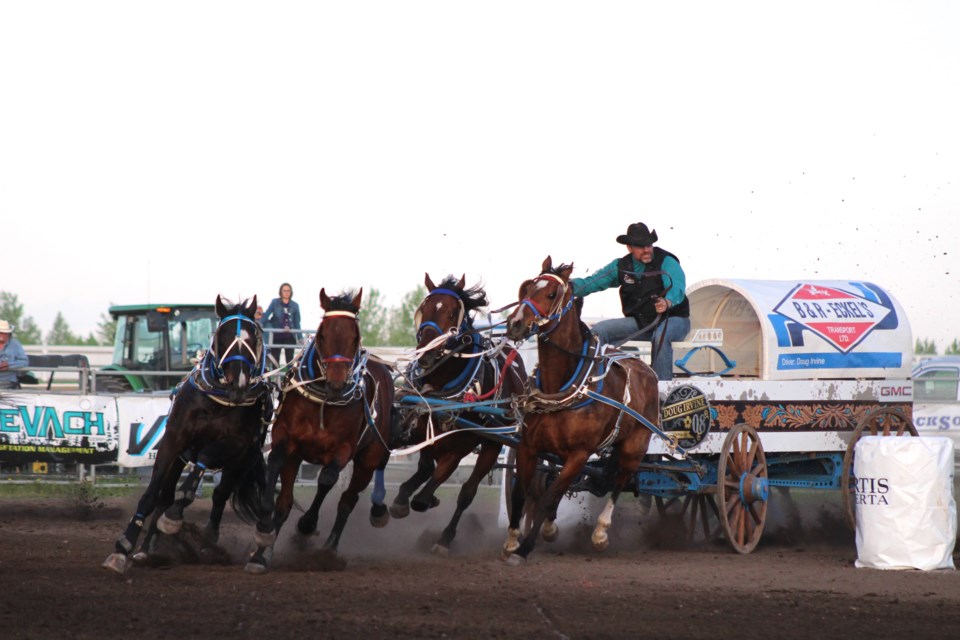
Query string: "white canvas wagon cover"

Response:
xmin=683 ymin=279 xmax=913 ymax=381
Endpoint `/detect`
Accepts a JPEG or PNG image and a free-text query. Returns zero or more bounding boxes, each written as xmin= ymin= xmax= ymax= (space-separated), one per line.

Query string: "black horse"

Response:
xmin=103 ymin=295 xmax=273 ymax=574
xmin=390 ymin=274 xmax=526 ymax=554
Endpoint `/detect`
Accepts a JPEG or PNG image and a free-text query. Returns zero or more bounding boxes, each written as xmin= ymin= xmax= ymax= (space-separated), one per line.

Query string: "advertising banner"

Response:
xmin=0 ymin=394 xmax=120 ymax=464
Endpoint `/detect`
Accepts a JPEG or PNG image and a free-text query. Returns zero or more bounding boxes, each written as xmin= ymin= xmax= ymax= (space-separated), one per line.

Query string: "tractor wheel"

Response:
xmin=98 ymin=375 xmax=134 ymax=393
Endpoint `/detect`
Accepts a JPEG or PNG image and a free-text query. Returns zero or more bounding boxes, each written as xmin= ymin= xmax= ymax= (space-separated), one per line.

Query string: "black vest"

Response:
xmin=617 ymin=248 xmax=690 ymax=327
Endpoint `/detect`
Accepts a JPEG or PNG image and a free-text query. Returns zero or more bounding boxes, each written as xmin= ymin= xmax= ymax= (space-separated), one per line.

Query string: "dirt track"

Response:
xmin=2 ymin=488 xmax=959 ymax=640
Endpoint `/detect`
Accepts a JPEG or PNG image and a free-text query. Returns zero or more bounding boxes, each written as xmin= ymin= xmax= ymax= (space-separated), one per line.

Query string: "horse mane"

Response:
xmin=217 ymin=296 xmax=257 ymax=319
xmin=542 ymin=262 xmax=574 ymax=279
xmin=436 ymin=275 xmax=488 ymax=312
xmin=325 ymin=291 xmax=361 ymax=314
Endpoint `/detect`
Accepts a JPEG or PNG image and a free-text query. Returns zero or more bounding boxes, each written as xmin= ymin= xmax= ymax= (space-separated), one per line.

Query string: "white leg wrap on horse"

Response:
xmin=157 ymin=513 xmax=182 ymax=535
xmin=254 ymin=529 xmax=277 ymax=547
xmin=541 ymin=519 xmax=559 ymax=542
xmin=592 ymin=498 xmax=615 ymax=551
xmin=503 ymin=527 xmax=521 ymax=554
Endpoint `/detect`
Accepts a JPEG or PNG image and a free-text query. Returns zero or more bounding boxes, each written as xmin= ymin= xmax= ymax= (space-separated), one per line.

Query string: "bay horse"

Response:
xmin=246 ymin=288 xmax=394 ymax=573
xmin=103 ymin=296 xmax=273 ymax=574
xmin=502 ymin=256 xmax=660 ymax=563
xmin=390 ymin=274 xmax=527 ymax=554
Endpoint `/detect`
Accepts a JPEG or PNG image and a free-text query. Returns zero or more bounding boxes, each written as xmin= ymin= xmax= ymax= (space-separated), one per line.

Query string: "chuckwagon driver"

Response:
xmin=569 ymin=222 xmax=691 ymax=381
xmin=0 ymin=320 xmax=29 ymax=389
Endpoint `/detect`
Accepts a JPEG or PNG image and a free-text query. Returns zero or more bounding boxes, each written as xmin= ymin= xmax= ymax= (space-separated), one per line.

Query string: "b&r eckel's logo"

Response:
xmin=773 ymin=284 xmax=892 ymax=353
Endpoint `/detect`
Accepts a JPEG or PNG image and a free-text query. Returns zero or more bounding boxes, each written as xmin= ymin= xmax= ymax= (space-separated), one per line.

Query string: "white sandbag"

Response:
xmin=854 ymin=435 xmax=956 ymax=570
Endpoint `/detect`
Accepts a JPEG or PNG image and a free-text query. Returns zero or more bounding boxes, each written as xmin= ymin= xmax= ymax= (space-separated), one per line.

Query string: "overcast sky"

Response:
xmin=2 ymin=2 xmax=957 ymax=349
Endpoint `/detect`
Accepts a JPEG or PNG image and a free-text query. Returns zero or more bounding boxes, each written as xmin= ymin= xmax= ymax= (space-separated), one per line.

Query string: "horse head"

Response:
xmin=211 ymin=295 xmax=264 ymax=403
xmin=316 ymin=288 xmax=363 ymax=393
xmin=506 ymin=256 xmax=576 ymax=342
xmin=414 ymin=273 xmax=488 ymax=371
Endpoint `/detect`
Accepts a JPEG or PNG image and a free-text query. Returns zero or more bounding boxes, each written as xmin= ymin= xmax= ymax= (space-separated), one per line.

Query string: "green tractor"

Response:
xmin=98 ymin=303 xmax=220 ymax=392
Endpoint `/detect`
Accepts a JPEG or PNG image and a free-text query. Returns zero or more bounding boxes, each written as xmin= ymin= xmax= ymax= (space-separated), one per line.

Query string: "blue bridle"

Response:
xmin=415 ymin=288 xmax=465 ymax=343
xmin=207 ymin=313 xmax=266 ymax=379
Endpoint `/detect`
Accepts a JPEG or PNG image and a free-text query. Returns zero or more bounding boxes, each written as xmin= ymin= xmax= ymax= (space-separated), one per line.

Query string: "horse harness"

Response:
xmin=521 ymin=286 xmax=647 ymax=453
xmin=185 ymin=313 xmax=271 ymax=409
xmin=278 ymin=334 xmax=384 ymax=450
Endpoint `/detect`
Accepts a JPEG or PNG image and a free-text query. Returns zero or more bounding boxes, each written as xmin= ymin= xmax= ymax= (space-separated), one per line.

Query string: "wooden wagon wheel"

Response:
xmin=841 ymin=406 xmax=917 ymax=531
xmin=716 ymin=423 xmax=769 ymax=554
xmin=653 ymin=493 xmax=723 ymax=545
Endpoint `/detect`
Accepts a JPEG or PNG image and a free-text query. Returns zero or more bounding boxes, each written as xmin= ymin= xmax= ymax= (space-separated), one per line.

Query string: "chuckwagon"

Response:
xmin=495 ymin=276 xmax=917 ymax=554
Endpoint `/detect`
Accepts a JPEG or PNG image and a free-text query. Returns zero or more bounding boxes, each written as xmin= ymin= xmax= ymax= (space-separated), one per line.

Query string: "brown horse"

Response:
xmin=502 ymin=256 xmax=660 ymax=563
xmin=390 ymin=274 xmax=526 ymax=554
xmin=245 ymin=289 xmax=394 ymax=573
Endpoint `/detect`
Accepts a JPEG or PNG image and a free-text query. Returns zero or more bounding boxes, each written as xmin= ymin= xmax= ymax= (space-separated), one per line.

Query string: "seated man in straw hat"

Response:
xmin=0 ymin=320 xmax=29 ymax=389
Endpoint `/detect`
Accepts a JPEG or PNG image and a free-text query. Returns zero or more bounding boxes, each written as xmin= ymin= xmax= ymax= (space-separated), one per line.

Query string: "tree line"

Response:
xmin=1 ymin=292 xmax=115 ymax=346
xmin=915 ymin=338 xmax=960 ymax=357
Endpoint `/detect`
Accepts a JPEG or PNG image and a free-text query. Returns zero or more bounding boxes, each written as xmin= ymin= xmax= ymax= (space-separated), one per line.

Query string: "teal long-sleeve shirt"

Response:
xmin=569 ymin=255 xmax=686 ymax=308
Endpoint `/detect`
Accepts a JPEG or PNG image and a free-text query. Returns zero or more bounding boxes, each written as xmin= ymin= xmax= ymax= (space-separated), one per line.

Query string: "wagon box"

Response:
xmin=646 ymin=279 xmax=914 ymax=455
xmin=675 ymin=279 xmax=913 ymax=381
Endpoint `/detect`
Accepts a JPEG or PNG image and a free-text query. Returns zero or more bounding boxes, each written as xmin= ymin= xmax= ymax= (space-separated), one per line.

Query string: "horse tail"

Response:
xmin=230 ymin=446 xmax=267 ymax=526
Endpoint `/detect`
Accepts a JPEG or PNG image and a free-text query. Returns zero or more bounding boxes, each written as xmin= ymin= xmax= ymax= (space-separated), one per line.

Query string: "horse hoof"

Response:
xmin=131 ymin=551 xmax=148 ymax=563
xmin=201 ymin=525 xmax=219 ymax=546
xmin=431 ymin=543 xmax=449 ymax=557
xmin=254 ymin=529 xmax=276 ymax=548
xmin=542 ymin=522 xmax=560 ymax=543
xmin=296 ymin=516 xmax=318 ymax=536
xmin=410 ymin=496 xmax=440 ymax=513
xmin=102 ymin=553 xmax=127 ymax=574
xmin=388 ymin=502 xmax=410 ymax=519
xmin=370 ymin=507 xmax=390 ymax=529
xmin=157 ymin=514 xmax=182 ymax=535
xmin=592 ymin=533 xmax=609 ymax=552
xmin=503 ymin=552 xmax=526 ymax=567
xmin=244 ymin=560 xmax=267 ymax=575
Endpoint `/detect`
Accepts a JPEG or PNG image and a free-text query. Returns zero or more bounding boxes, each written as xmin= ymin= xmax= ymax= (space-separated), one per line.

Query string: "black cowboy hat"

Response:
xmin=616 ymin=222 xmax=658 ymax=246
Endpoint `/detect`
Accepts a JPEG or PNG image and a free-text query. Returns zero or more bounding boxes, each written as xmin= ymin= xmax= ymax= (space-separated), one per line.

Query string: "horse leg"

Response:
xmin=201 ymin=468 xmax=237 ymax=546
xmin=103 ymin=452 xmax=184 ymax=574
xmin=245 ymin=456 xmax=299 ymax=574
xmin=243 ymin=453 xmax=301 ymax=574
xmin=433 ymin=441 xmax=500 ymax=555
xmin=389 ymin=450 xmax=435 ymax=518
xmin=369 ymin=457 xmax=390 ymax=528
xmin=592 ymin=439 xmax=648 ymax=551
xmin=157 ymin=461 xmax=209 ymax=535
xmin=509 ymin=451 xmax=589 ymax=565
xmin=410 ymin=448 xmax=460 ymax=513
xmin=502 ymin=446 xmax=536 ymax=558
xmin=297 ymin=462 xmax=342 ymax=535
xmin=541 ymin=496 xmax=561 ymax=543
xmin=591 ymin=491 xmax=620 ymax=551
xmin=133 ymin=462 xmax=184 ymax=561
xmin=322 ymin=457 xmax=378 ymax=552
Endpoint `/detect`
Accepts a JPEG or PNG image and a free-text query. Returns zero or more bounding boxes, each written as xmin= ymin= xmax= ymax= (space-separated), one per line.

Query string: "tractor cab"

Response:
xmin=99 ymin=304 xmax=219 ymax=392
